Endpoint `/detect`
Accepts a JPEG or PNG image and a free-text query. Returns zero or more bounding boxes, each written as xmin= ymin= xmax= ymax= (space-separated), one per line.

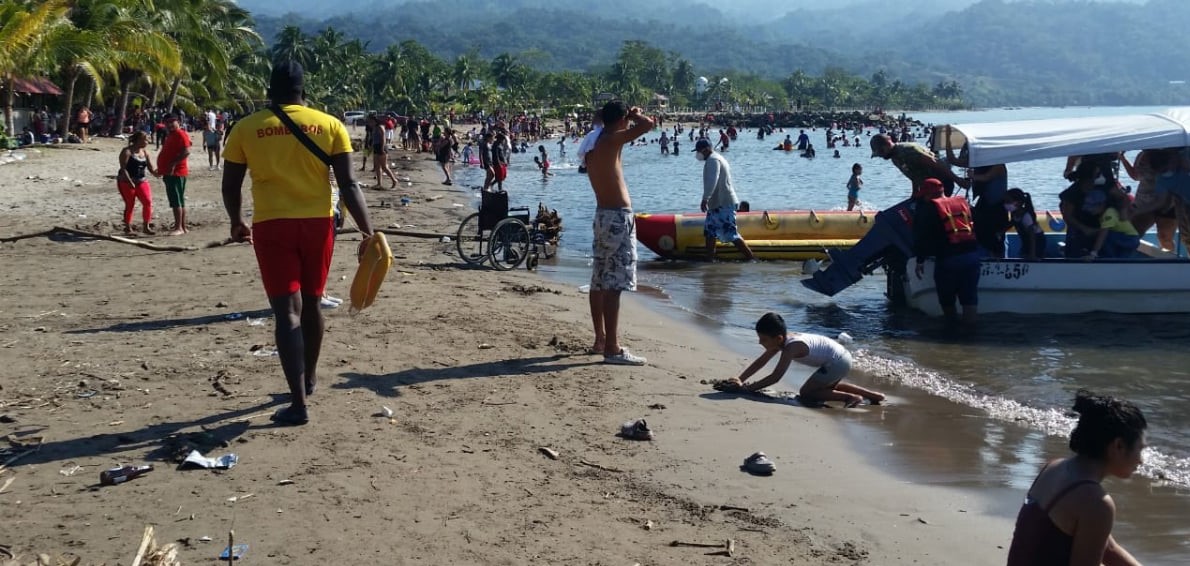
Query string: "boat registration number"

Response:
xmin=981 ymin=262 xmax=1030 ymax=280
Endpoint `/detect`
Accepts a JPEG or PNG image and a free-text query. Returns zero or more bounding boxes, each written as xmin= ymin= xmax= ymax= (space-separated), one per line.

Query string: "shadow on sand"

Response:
xmin=4 ymin=395 xmax=287 ymax=474
xmin=336 ymin=354 xmax=600 ymax=398
xmin=64 ymin=308 xmax=274 ymax=334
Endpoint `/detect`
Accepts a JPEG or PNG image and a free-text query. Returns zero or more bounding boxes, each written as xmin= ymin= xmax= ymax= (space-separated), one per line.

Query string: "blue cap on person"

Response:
xmin=693 ymin=139 xmax=712 ymax=152
xmin=268 ymin=59 xmax=305 ymax=99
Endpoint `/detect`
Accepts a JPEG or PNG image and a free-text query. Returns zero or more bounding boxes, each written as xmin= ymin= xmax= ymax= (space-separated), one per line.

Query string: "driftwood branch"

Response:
xmin=382 ymin=229 xmax=453 ymax=239
xmin=1 ymin=225 xmax=447 ymax=253
xmin=669 ymin=540 xmax=725 ymax=549
xmin=578 ymin=460 xmax=623 ymax=473
xmin=0 ymin=226 xmax=200 ymax=252
xmin=336 ymin=226 xmax=452 ymax=240
xmin=0 ymin=228 xmax=55 ymax=243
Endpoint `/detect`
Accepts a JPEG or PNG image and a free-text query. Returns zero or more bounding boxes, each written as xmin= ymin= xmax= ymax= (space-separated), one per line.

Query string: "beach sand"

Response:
xmin=0 ymin=131 xmax=1012 ymax=564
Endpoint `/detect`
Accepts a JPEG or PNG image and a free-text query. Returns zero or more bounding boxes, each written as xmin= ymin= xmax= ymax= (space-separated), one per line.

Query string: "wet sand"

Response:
xmin=622 ymin=298 xmax=1190 ymax=564
xmin=1 ymin=130 xmax=1015 ymax=564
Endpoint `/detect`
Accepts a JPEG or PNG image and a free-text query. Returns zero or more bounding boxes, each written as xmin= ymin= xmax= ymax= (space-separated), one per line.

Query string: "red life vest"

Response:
xmin=932 ymin=196 xmax=976 ymax=245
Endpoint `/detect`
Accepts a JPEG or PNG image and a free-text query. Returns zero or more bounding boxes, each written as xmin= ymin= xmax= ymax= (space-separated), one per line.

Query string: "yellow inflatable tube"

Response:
xmin=350 ymin=232 xmax=393 ymax=312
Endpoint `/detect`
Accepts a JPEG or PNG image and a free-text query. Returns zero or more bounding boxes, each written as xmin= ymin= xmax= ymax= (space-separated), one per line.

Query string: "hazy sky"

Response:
xmin=236 ymin=0 xmax=986 ymax=19
xmin=237 ymin=0 xmax=1142 ymax=23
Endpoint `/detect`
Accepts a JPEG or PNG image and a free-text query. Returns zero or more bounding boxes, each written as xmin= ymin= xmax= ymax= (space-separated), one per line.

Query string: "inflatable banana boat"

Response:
xmin=634 ymin=210 xmax=874 ymax=261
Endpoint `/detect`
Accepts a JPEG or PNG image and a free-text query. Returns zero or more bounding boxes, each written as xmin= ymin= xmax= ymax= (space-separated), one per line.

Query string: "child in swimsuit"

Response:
xmin=534 ymin=145 xmax=552 ymax=179
xmin=720 ymin=312 xmax=884 ymax=407
xmin=846 ymin=163 xmax=863 ymax=211
xmin=1005 ymin=188 xmax=1046 ymax=259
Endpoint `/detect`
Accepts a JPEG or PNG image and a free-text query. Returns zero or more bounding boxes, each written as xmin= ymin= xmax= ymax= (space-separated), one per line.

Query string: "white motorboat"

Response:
xmin=802 ymin=107 xmax=1190 ymax=315
xmin=906 ymin=247 xmax=1190 ymax=315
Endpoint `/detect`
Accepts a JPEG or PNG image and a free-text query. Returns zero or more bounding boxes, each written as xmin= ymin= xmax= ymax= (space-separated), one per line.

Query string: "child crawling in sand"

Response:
xmin=718 ymin=312 xmax=884 ymax=407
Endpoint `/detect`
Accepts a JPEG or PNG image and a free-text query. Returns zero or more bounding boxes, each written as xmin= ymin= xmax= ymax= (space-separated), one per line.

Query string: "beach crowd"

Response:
xmin=6 ymin=58 xmax=1156 ymax=565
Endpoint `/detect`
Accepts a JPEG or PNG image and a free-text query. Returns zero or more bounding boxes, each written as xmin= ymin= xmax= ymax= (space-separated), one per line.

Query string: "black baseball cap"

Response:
xmin=269 ymin=59 xmax=305 ymax=99
xmin=693 ymin=139 xmax=713 ymax=152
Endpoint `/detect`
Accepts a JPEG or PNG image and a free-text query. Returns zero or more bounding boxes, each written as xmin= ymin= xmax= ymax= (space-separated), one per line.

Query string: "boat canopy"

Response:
xmin=932 ymin=107 xmax=1190 ymax=167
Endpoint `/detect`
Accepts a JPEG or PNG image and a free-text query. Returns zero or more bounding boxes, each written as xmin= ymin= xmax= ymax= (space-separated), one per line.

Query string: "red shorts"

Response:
xmin=251 ymin=217 xmax=334 ymax=298
xmin=495 ymin=163 xmax=508 ymax=182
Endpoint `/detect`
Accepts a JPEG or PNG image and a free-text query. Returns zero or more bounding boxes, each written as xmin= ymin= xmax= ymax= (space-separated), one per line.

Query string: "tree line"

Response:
xmin=1 ymin=0 xmax=263 ymax=137
xmin=253 ymin=31 xmax=966 ymax=117
xmin=0 ymin=0 xmax=963 ymax=140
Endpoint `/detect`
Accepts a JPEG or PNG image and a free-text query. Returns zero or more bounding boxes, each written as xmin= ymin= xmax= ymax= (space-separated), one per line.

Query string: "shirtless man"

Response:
xmin=585 ymin=101 xmax=653 ymax=366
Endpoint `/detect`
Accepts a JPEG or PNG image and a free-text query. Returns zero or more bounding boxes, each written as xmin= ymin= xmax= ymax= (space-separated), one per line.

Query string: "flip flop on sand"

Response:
xmin=270 ymin=405 xmax=309 ymax=426
xmin=619 ymin=418 xmax=654 ymax=441
xmin=741 ymin=452 xmax=776 ymax=476
xmin=844 ymin=397 xmax=863 ymax=409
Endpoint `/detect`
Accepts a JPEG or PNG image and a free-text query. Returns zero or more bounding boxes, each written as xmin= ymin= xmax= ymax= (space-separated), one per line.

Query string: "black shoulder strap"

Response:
xmin=268 ymin=105 xmax=332 ymax=165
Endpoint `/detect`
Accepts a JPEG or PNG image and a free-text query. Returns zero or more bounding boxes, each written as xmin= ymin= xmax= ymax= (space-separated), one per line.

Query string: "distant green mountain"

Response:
xmin=890 ymin=0 xmax=1190 ymax=106
xmin=249 ymin=0 xmax=1185 ymax=107
xmin=256 ymin=4 xmax=852 ymax=77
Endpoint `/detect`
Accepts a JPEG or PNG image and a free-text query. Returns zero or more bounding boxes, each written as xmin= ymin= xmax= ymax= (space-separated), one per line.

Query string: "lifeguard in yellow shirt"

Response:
xmin=221 ymin=60 xmax=376 ymax=426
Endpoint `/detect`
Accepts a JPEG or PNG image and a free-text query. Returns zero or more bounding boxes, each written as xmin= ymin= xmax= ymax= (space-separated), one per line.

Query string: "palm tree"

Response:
xmin=608 ymin=61 xmax=637 ymax=100
xmin=369 ymin=44 xmax=406 ymax=109
xmin=306 ymin=36 xmax=369 ymax=111
xmin=158 ymin=0 xmax=261 ymax=114
xmin=783 ymin=70 xmax=813 ymax=109
xmin=490 ymin=53 xmax=521 ymax=91
xmin=221 ymin=48 xmax=268 ymax=112
xmin=60 ymin=0 xmax=175 ymax=134
xmin=271 ymin=26 xmax=315 ymax=69
xmin=671 ymin=58 xmax=695 ymax=99
xmin=452 ymin=54 xmax=477 ymax=93
xmin=0 ymin=0 xmax=74 ymax=134
xmin=106 ymin=0 xmax=180 ymax=137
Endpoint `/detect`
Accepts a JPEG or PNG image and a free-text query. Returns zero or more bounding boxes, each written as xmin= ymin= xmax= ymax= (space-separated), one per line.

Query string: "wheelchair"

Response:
xmin=455 ymin=190 xmax=553 ymax=270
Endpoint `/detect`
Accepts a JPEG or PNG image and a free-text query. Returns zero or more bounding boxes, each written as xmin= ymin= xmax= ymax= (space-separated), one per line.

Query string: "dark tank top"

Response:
xmin=123 ymin=151 xmax=149 ymax=182
xmin=1005 ymin=477 xmax=1100 ymax=566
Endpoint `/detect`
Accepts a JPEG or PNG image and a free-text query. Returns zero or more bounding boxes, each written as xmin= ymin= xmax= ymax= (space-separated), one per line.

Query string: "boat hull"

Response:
xmin=635 ymin=210 xmax=873 ymax=260
xmin=903 ymin=258 xmax=1190 ymax=315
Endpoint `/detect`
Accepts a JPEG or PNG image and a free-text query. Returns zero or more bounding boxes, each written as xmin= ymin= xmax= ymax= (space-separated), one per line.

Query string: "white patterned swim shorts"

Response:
xmin=591 ymin=207 xmax=637 ymax=291
xmin=703 ymin=206 xmax=741 ymax=243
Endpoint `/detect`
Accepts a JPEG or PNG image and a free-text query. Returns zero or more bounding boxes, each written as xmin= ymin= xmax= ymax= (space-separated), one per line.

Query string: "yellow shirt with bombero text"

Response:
xmin=223 ymin=104 xmax=352 ymax=223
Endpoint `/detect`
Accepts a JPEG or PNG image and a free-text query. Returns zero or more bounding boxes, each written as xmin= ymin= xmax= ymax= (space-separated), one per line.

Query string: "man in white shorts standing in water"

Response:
xmin=585 ymin=100 xmax=652 ymax=365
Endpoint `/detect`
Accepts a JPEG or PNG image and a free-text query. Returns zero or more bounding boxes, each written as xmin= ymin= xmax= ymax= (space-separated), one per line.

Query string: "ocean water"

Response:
xmin=449 ymin=106 xmax=1189 ymax=562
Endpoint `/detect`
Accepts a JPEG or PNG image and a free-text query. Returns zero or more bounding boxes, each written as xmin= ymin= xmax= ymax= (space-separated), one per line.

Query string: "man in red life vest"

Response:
xmin=913 ymin=177 xmax=980 ymax=327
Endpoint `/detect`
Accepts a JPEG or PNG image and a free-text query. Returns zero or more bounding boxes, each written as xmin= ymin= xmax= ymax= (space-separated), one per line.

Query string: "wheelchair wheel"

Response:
xmin=489 ymin=218 xmax=530 ymax=271
xmin=456 ymin=212 xmax=487 ymax=265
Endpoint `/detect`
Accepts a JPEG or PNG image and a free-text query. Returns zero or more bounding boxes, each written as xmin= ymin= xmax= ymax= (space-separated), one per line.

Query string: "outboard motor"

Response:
xmin=801 ymin=199 xmax=916 ymax=298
